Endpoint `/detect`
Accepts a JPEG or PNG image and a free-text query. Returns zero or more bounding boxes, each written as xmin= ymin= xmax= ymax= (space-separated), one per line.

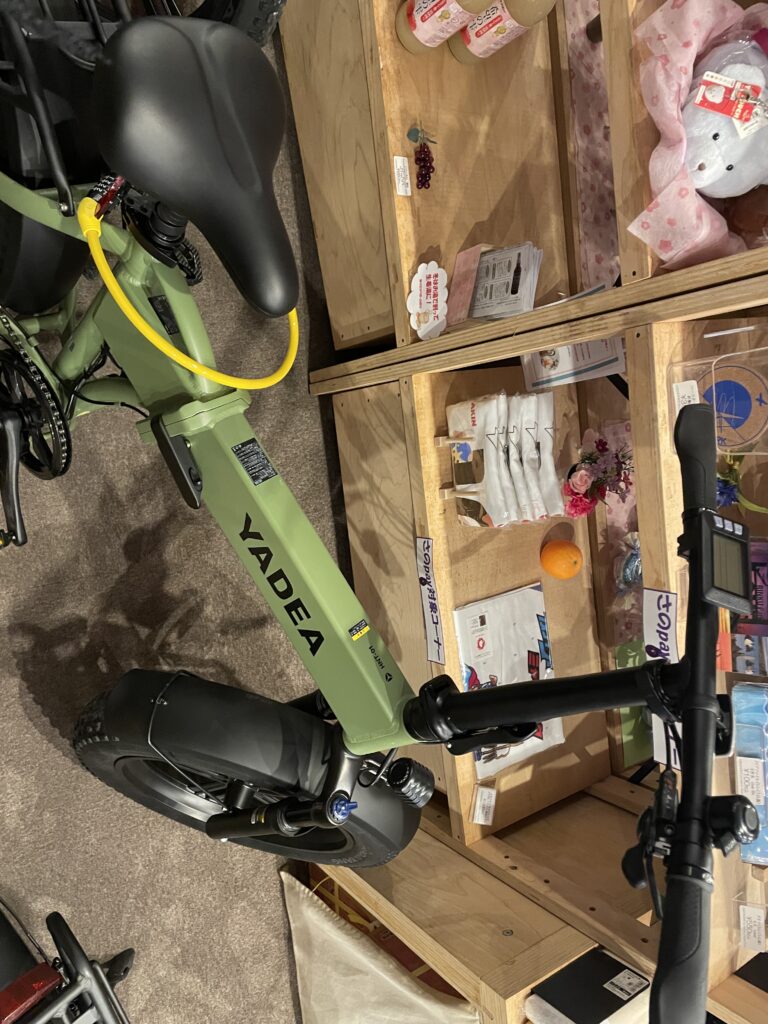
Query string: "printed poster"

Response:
xmin=453 ymin=583 xmax=563 ymax=779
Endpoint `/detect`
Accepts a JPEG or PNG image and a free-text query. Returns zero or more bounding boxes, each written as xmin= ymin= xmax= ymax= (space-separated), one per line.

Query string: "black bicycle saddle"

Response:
xmin=93 ymin=17 xmax=298 ymax=317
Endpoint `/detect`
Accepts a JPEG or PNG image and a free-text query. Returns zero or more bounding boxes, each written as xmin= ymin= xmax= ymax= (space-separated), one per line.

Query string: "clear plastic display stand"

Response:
xmin=668 ymin=341 xmax=768 ymax=456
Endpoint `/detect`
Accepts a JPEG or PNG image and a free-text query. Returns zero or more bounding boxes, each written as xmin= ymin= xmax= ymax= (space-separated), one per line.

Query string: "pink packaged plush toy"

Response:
xmin=685 ymin=29 xmax=768 ymax=199
xmin=629 ymin=0 xmax=768 ymax=267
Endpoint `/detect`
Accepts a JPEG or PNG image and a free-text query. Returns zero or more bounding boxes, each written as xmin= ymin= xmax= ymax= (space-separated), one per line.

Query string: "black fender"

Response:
xmin=93 ymin=670 xmax=421 ymax=860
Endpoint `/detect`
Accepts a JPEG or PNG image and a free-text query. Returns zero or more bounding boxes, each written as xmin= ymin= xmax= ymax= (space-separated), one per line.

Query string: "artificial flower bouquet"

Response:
xmin=564 ymin=431 xmax=634 ymax=518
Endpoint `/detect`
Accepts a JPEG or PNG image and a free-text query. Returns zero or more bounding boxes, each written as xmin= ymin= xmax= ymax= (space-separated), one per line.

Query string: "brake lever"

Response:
xmin=622 ymin=769 xmax=679 ymax=920
xmin=0 ymin=407 xmax=27 ymax=547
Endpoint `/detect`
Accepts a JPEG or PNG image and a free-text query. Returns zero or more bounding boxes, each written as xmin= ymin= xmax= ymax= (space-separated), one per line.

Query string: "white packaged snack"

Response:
xmin=496 ymin=394 xmax=520 ymax=522
xmin=446 ymin=393 xmax=512 ymax=527
xmin=507 ymin=395 xmax=534 ymax=522
xmin=536 ymin=391 xmax=564 ymax=516
xmin=521 ymin=394 xmax=548 ymax=520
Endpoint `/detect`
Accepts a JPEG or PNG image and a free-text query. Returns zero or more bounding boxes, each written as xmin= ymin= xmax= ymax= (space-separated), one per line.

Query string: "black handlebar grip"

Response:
xmin=674 ymin=404 xmax=717 ymax=513
xmin=650 ymin=874 xmax=712 ymax=1024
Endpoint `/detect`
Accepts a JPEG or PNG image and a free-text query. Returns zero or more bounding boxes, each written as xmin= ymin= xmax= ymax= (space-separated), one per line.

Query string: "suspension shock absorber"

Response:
xmin=387 ymin=758 xmax=435 ymax=809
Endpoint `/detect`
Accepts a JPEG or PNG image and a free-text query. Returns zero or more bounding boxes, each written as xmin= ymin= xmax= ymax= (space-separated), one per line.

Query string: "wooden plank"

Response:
xmin=709 ymin=975 xmax=768 ymax=1024
xmin=410 ymin=366 xmax=609 ymax=840
xmin=601 ymin=0 xmax=660 ymax=283
xmin=310 ymin=246 xmax=768 ymax=387
xmin=280 ymin=0 xmax=392 ymax=349
xmin=586 ymin=775 xmax=654 ymax=818
xmin=421 ymin=802 xmax=659 ymax=977
xmin=357 ymin=0 xmax=571 ymax=346
xmin=407 ymin=371 xmax=485 ymax=844
xmin=356 ymin=0 xmax=409 ymax=346
xmin=325 ymin=827 xmax=593 ymax=1014
xmin=332 ymin=382 xmax=443 ymax=785
xmin=399 ymin=376 xmax=452 ymax=798
xmin=578 ymin=375 xmax=633 ymax=770
xmin=498 ymin=792 xmax=652 ymax=920
xmin=547 ymin=3 xmax=582 ymax=295
xmin=310 ymin=272 xmax=768 ymax=395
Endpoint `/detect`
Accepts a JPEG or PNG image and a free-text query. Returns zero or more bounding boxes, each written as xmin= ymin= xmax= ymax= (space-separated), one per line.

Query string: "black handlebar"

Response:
xmin=673 ymin=403 xmax=717 ymax=515
xmin=650 ymin=403 xmax=718 ymax=1024
xmin=650 ymin=874 xmax=713 ymax=1024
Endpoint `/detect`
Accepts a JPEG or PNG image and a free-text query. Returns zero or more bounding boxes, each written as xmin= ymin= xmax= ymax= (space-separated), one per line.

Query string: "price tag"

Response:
xmin=695 ymin=72 xmax=764 ymax=138
xmin=471 ymin=784 xmax=497 ymax=825
xmin=672 ymin=379 xmax=700 ymax=415
xmin=393 ymin=155 xmax=412 ymax=197
xmin=737 ymin=756 xmax=766 ymax=808
xmin=740 ymin=904 xmax=767 ymax=952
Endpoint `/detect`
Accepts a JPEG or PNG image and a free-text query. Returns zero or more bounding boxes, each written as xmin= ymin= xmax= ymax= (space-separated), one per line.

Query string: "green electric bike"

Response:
xmin=0 ymin=7 xmax=762 ymax=1022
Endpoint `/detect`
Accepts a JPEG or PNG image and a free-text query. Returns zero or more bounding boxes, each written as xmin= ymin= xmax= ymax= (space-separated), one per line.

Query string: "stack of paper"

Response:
xmin=469 ymin=243 xmax=543 ymax=320
xmin=453 ymin=583 xmax=564 ymax=779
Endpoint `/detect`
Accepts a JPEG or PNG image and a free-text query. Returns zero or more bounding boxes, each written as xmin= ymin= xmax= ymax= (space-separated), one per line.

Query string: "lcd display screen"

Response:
xmin=713 ymin=533 xmax=748 ymax=597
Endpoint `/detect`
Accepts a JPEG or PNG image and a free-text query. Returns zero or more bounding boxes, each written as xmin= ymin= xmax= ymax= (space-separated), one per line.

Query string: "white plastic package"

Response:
xmin=506 ymin=395 xmax=534 ymax=521
xmin=496 ymin=393 xmax=520 ymax=522
xmin=446 ymin=393 xmax=513 ymax=527
xmin=520 ymin=394 xmax=548 ymax=520
xmin=537 ymin=391 xmax=565 ymax=517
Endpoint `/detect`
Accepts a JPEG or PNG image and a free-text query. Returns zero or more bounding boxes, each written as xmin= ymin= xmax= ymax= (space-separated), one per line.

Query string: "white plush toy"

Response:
xmin=683 ymin=30 xmax=768 ymax=199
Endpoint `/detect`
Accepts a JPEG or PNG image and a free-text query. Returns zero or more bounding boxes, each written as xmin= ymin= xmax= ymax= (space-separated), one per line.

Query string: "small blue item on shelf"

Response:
xmin=733 ymin=683 xmax=768 ymax=865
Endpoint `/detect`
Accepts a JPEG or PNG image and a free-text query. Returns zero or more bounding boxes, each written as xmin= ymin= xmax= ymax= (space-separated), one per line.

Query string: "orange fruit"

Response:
xmin=540 ymin=540 xmax=583 ymax=580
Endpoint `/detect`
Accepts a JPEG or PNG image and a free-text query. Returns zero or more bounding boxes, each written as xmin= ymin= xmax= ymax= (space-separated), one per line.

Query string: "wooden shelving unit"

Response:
xmin=284 ymin=1 xmax=768 ymax=1018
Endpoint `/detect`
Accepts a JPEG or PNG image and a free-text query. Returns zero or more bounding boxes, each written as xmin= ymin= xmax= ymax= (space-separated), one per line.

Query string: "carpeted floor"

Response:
xmin=0 ymin=34 xmax=344 ymax=1024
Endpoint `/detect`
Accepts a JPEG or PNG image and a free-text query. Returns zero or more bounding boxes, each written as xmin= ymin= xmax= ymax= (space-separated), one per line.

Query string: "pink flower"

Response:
xmin=563 ymin=482 xmax=576 ymax=499
xmin=569 ymin=468 xmax=595 ymax=494
xmin=566 ymin=495 xmax=598 ymax=518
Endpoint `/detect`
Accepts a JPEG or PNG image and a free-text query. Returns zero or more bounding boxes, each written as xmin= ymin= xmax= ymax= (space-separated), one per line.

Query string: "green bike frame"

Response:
xmin=0 ymin=170 xmax=416 ymax=755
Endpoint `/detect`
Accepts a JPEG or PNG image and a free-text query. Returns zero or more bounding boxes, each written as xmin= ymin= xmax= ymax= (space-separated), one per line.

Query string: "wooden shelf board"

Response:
xmin=310 ymin=246 xmax=768 ymax=388
xmin=280 ymin=0 xmax=393 ymax=349
xmin=310 ymin=269 xmax=768 ymax=395
xmin=496 ymin=790 xmax=651 ymax=922
xmin=325 ymin=825 xmax=593 ymax=1017
xmin=421 ymin=800 xmax=659 ymax=979
xmin=709 ymin=975 xmax=768 ymax=1024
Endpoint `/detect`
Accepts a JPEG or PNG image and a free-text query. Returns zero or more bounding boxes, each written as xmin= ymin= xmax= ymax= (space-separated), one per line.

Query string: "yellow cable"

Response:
xmin=77 ymin=197 xmax=299 ymax=390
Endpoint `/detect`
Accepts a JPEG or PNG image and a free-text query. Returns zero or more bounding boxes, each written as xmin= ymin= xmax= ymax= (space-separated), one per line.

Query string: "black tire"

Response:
xmin=74 ymin=670 xmax=420 ymax=868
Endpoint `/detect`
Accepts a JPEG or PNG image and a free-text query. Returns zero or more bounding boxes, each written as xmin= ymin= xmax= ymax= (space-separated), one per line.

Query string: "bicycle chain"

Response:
xmin=0 ymin=305 xmax=72 ymax=477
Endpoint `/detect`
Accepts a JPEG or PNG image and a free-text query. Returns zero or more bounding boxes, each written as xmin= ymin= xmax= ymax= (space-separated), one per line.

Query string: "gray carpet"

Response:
xmin=0 ymin=35 xmax=343 ymax=1024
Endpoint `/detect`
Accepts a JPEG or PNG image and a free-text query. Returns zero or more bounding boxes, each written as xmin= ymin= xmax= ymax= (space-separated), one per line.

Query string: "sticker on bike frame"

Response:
xmin=348 ymin=618 xmax=370 ymax=641
xmin=232 ymin=438 xmax=278 ymax=486
xmin=148 ymin=295 xmax=180 ymax=336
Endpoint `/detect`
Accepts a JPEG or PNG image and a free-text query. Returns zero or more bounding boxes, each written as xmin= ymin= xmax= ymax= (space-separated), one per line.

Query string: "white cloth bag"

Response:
xmin=281 ymin=871 xmax=480 ymax=1024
